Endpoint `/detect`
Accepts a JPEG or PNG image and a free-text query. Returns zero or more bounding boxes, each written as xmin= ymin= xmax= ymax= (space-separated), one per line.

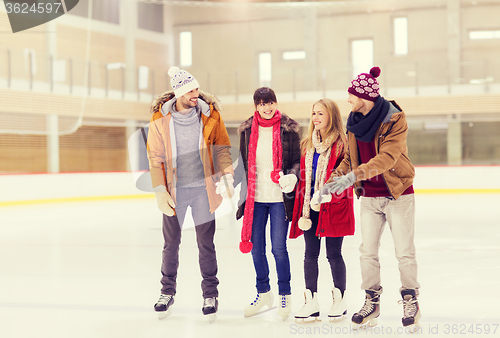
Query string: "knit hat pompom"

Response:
xmin=239 ymin=241 xmax=253 ymax=254
xmin=298 ymin=217 xmax=312 ymax=231
xmin=370 ymin=66 xmax=381 ymax=78
xmin=168 ymin=66 xmax=179 ymax=77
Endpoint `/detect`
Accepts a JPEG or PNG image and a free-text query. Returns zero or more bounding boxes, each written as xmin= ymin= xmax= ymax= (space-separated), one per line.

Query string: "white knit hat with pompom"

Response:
xmin=168 ymin=66 xmax=200 ymax=98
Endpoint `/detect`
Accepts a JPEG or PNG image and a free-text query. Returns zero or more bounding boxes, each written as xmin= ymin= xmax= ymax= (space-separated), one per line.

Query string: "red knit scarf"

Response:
xmin=239 ymin=110 xmax=282 ymax=253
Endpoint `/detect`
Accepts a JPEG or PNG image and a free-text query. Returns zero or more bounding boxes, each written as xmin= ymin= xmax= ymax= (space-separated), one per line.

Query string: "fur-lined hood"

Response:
xmin=150 ymin=90 xmax=222 ymax=115
xmin=237 ymin=113 xmax=300 ymax=135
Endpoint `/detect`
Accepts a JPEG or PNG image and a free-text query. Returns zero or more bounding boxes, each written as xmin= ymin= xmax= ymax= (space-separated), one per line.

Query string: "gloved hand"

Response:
xmin=311 ymin=190 xmax=332 ymax=210
xmin=319 ymin=172 xmax=356 ymax=197
xmin=278 ymin=172 xmax=298 ymax=193
xmin=215 ymin=174 xmax=235 ymax=199
xmin=153 ymin=185 xmax=176 ymax=216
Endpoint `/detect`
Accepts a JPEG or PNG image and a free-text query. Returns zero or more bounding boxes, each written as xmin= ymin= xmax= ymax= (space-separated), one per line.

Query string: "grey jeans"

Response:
xmin=160 ymin=186 xmax=219 ymax=298
xmin=359 ymin=194 xmax=420 ymax=295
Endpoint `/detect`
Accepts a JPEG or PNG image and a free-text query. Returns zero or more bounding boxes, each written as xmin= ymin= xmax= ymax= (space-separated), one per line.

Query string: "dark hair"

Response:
xmin=253 ymin=87 xmax=277 ymax=106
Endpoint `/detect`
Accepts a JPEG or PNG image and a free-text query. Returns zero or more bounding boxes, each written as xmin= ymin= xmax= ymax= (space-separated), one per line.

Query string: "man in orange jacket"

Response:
xmin=147 ymin=66 xmax=234 ymax=323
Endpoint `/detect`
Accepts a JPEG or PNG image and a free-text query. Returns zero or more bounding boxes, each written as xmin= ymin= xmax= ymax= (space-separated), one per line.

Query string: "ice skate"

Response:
xmin=351 ymin=287 xmax=382 ymax=330
xmin=399 ymin=290 xmax=421 ymax=334
xmin=154 ymin=294 xmax=174 ymax=319
xmin=328 ymin=288 xmax=347 ymax=322
xmin=278 ymin=294 xmax=291 ymax=320
xmin=294 ymin=289 xmax=321 ymax=323
xmin=244 ymin=291 xmax=274 ymax=317
xmin=202 ymin=297 xmax=218 ymax=323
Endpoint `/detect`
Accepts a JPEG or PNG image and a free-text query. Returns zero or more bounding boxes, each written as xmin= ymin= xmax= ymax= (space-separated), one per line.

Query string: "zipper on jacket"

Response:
xmin=281 ymin=179 xmax=289 ymax=221
xmin=280 ymin=125 xmax=292 ymax=221
xmin=377 ymin=127 xmax=396 ymax=199
xmin=347 ymin=138 xmax=360 ymax=199
xmin=380 ymin=173 xmax=395 ymax=199
xmin=282 ymin=197 xmax=288 ymax=221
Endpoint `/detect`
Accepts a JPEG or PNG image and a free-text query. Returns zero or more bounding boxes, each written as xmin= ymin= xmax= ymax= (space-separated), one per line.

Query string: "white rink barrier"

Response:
xmin=1 ymin=166 xmax=500 ymax=206
xmin=0 ymin=171 xmax=150 ymax=205
xmin=413 ymin=165 xmax=500 ymax=192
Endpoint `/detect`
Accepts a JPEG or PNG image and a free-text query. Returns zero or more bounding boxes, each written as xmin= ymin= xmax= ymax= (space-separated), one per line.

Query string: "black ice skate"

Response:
xmin=202 ymin=297 xmax=218 ymax=323
xmin=351 ymin=287 xmax=382 ymax=330
xmin=154 ymin=294 xmax=174 ymax=319
xmin=399 ymin=289 xmax=421 ymax=333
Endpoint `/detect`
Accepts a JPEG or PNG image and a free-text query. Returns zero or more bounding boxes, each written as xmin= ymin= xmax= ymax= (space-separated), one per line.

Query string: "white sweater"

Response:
xmin=254 ymin=126 xmax=283 ymax=203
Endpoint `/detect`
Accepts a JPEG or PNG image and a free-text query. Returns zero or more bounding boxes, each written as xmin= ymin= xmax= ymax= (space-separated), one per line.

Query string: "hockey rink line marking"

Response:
xmin=0 ymin=302 xmax=242 ymax=316
xmin=0 ymin=302 xmax=150 ymax=313
xmin=0 ymin=194 xmax=154 ymax=207
xmin=414 ymin=188 xmax=500 ymax=194
xmin=1 ymin=189 xmax=499 ymax=207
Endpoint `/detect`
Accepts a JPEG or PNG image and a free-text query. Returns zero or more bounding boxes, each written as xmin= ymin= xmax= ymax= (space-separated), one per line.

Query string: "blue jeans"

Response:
xmin=251 ymin=202 xmax=291 ymax=295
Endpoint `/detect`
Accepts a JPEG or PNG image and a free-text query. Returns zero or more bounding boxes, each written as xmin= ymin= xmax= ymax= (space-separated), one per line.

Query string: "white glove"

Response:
xmin=215 ymin=174 xmax=234 ymax=199
xmin=320 ymin=172 xmax=356 ymax=197
xmin=310 ymin=190 xmax=332 ymax=211
xmin=278 ymin=172 xmax=297 ymax=193
xmin=153 ymin=185 xmax=176 ymax=216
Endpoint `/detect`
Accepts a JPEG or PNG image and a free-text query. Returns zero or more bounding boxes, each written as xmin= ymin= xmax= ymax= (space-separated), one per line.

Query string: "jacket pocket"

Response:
xmin=318 ymin=197 xmax=353 ymax=237
xmin=327 ymin=198 xmax=351 ymax=226
xmin=390 ymin=154 xmax=415 ymax=182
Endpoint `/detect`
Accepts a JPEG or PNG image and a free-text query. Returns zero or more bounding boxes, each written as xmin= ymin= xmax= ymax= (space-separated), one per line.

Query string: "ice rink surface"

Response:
xmin=1 ymin=193 xmax=499 ymax=338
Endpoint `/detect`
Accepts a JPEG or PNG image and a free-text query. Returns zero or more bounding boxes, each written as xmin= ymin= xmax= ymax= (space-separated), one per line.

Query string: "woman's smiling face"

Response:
xmin=256 ymin=101 xmax=277 ymax=119
xmin=312 ymin=104 xmax=329 ymax=133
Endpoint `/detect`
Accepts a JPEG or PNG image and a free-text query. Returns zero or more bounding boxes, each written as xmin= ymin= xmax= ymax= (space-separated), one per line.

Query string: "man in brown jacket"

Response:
xmin=320 ymin=67 xmax=420 ymax=332
xmin=147 ymin=66 xmax=234 ymax=323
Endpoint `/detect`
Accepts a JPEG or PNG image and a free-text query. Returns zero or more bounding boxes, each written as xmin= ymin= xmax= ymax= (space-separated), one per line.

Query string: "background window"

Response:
xmin=180 ymin=32 xmax=192 ymax=67
xmin=69 ymin=0 xmax=119 ymax=24
xmin=259 ymin=53 xmax=272 ymax=87
xmin=138 ymin=3 xmax=164 ymax=33
xmin=68 ymin=0 xmax=89 ymax=17
xmin=394 ymin=17 xmax=408 ymax=55
xmin=469 ymin=30 xmax=500 ymax=40
xmin=351 ymin=39 xmax=373 ymax=78
xmin=138 ymin=66 xmax=149 ymax=90
xmin=283 ymin=51 xmax=306 ymax=60
xmin=91 ymin=0 xmax=119 ymax=24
